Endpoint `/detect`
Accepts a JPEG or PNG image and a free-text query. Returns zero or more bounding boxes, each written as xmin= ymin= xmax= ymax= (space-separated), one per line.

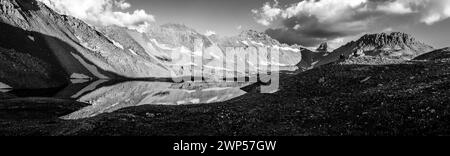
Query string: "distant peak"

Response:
xmin=332 ymin=31 xmax=434 ymax=60
xmin=160 ymin=23 xmax=196 ymax=32
xmin=238 ymin=29 xmax=281 ymax=45
xmin=362 ymin=32 xmax=412 ymax=38
xmin=239 ymin=29 xmax=265 ymax=38
xmin=359 ymin=32 xmax=416 ymax=44
xmin=316 ymin=42 xmax=329 ymax=52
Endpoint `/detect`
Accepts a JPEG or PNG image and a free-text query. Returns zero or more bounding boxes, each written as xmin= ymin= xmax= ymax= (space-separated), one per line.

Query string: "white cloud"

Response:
xmin=376 ymin=1 xmax=413 ymax=14
xmin=417 ymin=0 xmax=450 ymax=24
xmin=38 ymin=0 xmax=155 ymax=31
xmin=252 ymin=0 xmax=282 ymax=26
xmin=253 ymin=0 xmax=450 ymax=47
xmin=115 ymin=0 xmax=131 ymax=10
xmin=254 ymin=0 xmax=450 ymax=26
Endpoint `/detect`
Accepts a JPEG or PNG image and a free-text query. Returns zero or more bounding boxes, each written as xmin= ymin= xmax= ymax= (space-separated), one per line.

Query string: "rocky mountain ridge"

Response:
xmin=313 ymin=32 xmax=435 ymax=67
xmin=99 ymin=25 xmax=306 ymax=79
xmin=0 ymin=0 xmax=306 ymax=89
xmin=336 ymin=32 xmax=434 ymax=59
xmin=0 ymin=0 xmax=177 ymax=89
xmin=0 ymin=0 xmax=440 ymax=90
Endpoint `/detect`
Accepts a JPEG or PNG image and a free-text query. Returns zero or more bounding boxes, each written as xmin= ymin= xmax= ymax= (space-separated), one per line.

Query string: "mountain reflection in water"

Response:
xmin=5 ymin=78 xmax=279 ymax=120
xmin=50 ymin=80 xmax=253 ymax=119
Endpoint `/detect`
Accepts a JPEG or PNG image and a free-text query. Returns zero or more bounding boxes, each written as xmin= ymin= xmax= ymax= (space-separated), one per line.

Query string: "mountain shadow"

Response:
xmin=0 ymin=22 xmax=125 ymax=89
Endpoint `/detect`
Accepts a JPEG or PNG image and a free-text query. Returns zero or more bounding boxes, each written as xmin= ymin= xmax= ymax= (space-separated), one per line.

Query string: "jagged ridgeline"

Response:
xmin=315 ymin=32 xmax=435 ymax=66
xmin=0 ymin=0 xmax=173 ymax=89
xmin=0 ymin=0 xmax=437 ymax=90
xmin=0 ymin=0 xmax=305 ymax=89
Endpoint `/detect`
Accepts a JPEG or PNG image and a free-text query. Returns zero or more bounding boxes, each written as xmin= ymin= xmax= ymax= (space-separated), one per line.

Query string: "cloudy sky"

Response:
xmin=38 ymin=0 xmax=450 ymax=49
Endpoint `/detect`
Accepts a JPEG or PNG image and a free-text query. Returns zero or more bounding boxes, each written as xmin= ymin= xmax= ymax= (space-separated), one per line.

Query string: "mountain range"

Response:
xmin=1 ymin=0 xmax=450 ymax=136
xmin=0 ymin=0 xmax=442 ymax=89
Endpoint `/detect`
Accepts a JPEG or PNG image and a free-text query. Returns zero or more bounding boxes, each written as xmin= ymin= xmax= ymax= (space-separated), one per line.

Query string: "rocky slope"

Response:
xmin=0 ymin=46 xmax=56 ymax=88
xmin=0 ymin=0 xmax=175 ymax=89
xmin=1 ymin=49 xmax=449 ymax=136
xmin=0 ymin=0 xmax=311 ymax=89
xmin=414 ymin=47 xmax=450 ymax=61
xmin=99 ymin=24 xmax=226 ymax=79
xmin=315 ymin=32 xmax=434 ymax=67
xmin=100 ymin=25 xmax=307 ymax=79
xmin=215 ymin=30 xmax=317 ymax=70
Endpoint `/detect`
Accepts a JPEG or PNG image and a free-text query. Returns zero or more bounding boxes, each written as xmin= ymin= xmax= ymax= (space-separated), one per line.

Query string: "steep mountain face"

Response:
xmin=315 ymin=32 xmax=435 ymax=66
xmin=99 ymin=24 xmax=222 ymax=79
xmin=336 ymin=32 xmax=433 ymax=59
xmin=0 ymin=0 xmax=306 ymax=89
xmin=100 ymin=26 xmax=306 ymax=79
xmin=216 ymin=30 xmax=305 ymax=71
xmin=0 ymin=0 xmax=174 ymax=89
xmin=289 ymin=42 xmax=332 ymax=70
xmin=414 ymin=47 xmax=450 ymax=61
xmin=0 ymin=46 xmax=54 ymax=89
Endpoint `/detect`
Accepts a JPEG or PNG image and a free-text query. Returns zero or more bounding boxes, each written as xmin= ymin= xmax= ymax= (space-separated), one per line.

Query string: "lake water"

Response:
xmin=5 ymin=80 xmax=271 ymax=119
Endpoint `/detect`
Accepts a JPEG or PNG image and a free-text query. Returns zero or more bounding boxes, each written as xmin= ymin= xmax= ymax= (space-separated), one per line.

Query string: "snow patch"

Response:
xmin=190 ymin=99 xmax=200 ymax=104
xmin=129 ymin=49 xmax=138 ymax=55
xmin=269 ymin=62 xmax=289 ymax=66
xmin=250 ymin=41 xmax=265 ymax=47
xmin=273 ymin=45 xmax=300 ymax=52
xmin=259 ymin=60 xmax=288 ymax=66
xmin=177 ymin=101 xmax=187 ymax=105
xmin=241 ymin=41 xmax=249 ymax=46
xmin=150 ymin=39 xmax=174 ymax=50
xmin=28 ymin=35 xmax=35 ymax=42
xmin=308 ymin=61 xmax=319 ymax=68
xmin=182 ymin=90 xmax=197 ymax=94
xmin=71 ymin=52 xmax=108 ymax=79
xmin=172 ymin=62 xmax=198 ymax=66
xmin=75 ymin=35 xmax=82 ymax=41
xmin=104 ymin=36 xmax=124 ymax=50
xmin=110 ymin=39 xmax=124 ymax=49
xmin=202 ymin=87 xmax=231 ymax=92
xmin=206 ymin=96 xmax=219 ymax=103
xmin=71 ymin=79 xmax=91 ymax=84
xmin=280 ymin=46 xmax=300 ymax=52
xmin=193 ymin=49 xmax=203 ymax=57
xmin=179 ymin=46 xmax=192 ymax=54
xmin=70 ymin=73 xmax=91 ymax=79
xmin=0 ymin=82 xmax=12 ymax=89
xmin=0 ymin=89 xmax=11 ymax=93
xmin=76 ymin=35 xmax=97 ymax=52
xmin=203 ymin=65 xmax=235 ymax=72
xmin=259 ymin=60 xmax=269 ymax=66
xmin=207 ymin=51 xmax=222 ymax=59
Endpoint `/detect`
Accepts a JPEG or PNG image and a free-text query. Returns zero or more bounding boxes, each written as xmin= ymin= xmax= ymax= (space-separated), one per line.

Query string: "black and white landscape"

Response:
xmin=0 ymin=0 xmax=449 ymax=136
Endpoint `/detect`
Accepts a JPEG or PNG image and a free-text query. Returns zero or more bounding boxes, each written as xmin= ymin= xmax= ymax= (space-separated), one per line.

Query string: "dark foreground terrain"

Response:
xmin=1 ymin=55 xmax=450 ymax=136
